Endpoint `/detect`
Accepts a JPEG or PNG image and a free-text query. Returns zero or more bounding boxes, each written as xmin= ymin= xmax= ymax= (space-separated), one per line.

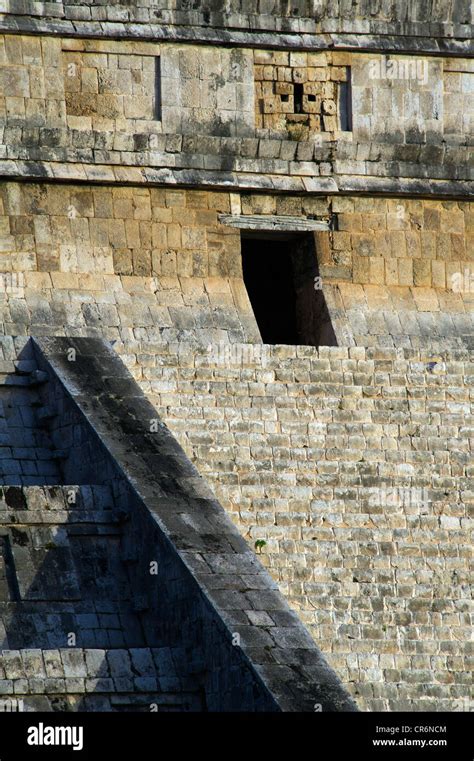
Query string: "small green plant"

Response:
xmin=254 ymin=539 xmax=267 ymax=553
xmin=287 ymin=124 xmax=308 ymax=141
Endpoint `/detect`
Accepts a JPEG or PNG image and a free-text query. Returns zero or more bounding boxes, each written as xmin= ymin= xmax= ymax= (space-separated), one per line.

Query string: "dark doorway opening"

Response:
xmin=242 ymin=237 xmax=298 ymax=345
xmin=241 ymin=232 xmax=337 ymax=347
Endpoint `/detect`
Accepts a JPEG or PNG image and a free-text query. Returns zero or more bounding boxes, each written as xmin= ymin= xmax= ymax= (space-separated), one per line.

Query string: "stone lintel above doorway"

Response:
xmin=218 ymin=214 xmax=330 ymax=233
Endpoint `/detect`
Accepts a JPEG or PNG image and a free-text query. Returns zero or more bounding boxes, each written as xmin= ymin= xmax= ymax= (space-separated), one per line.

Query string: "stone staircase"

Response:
xmin=1 ymin=336 xmax=355 ymax=714
xmin=0 ymin=485 xmax=204 ymax=711
xmin=0 ymin=349 xmax=204 ymax=710
xmin=118 ymin=340 xmax=473 ymax=711
xmin=0 ymin=350 xmax=62 ymax=487
xmin=1 ymin=336 xmax=470 ymax=711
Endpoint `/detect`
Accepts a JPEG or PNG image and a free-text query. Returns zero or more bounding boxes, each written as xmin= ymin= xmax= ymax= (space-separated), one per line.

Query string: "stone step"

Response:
xmin=0 ymin=362 xmax=17 ymax=376
xmin=141 ymin=366 xmax=474 ymax=380
xmin=0 ymin=486 xmax=114 ymax=512
xmin=141 ymin=374 xmax=472 ymax=387
xmin=157 ymin=388 xmax=473 ymax=401
xmin=0 ymin=355 xmax=63 ymax=488
xmin=186 ymin=452 xmax=471 ymax=469
xmin=0 ymin=512 xmax=119 ymax=525
xmin=163 ymin=413 xmax=472 ymax=428
xmin=170 ymin=419 xmax=473 ymax=436
xmin=202 ymin=467 xmax=472 ymax=486
xmin=13 ymin=361 xmax=39 ymax=376
xmin=0 ymin=647 xmax=203 ymax=711
xmin=0 ymin=372 xmax=48 ymax=388
xmin=174 ymin=437 xmax=471 ymax=461
xmin=0 ymin=647 xmax=187 ymax=680
xmin=119 ymin=340 xmax=474 ymax=361
xmin=0 ymin=357 xmax=48 ymax=390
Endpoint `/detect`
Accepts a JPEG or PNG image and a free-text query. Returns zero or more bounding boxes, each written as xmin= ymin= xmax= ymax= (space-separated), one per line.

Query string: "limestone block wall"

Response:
xmin=120 ymin=340 xmax=473 ymax=712
xmin=0 ymin=183 xmax=241 ymax=277
xmin=351 ymin=56 xmax=473 ymax=146
xmin=0 ymin=182 xmax=258 ymax=344
xmin=352 ymin=56 xmax=442 ymax=144
xmin=238 ymin=193 xmax=474 ymax=291
xmin=63 ymin=46 xmax=156 ymax=124
xmin=0 ymin=34 xmax=472 ymax=191
xmin=444 ymin=60 xmax=474 ymax=142
xmin=0 ymin=182 xmax=472 ymax=349
xmin=325 ymin=283 xmax=473 ymax=350
xmin=161 ymin=45 xmax=254 ymax=136
xmin=254 ymin=51 xmax=474 ymax=147
xmin=319 ymin=195 xmax=474 ymax=348
xmin=0 ymin=35 xmax=164 ymax=145
xmin=0 ymin=0 xmax=471 ymax=719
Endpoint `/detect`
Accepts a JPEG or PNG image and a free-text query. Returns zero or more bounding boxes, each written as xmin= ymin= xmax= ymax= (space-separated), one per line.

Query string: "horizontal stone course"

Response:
xmin=1 ymin=0 xmax=471 ymax=51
